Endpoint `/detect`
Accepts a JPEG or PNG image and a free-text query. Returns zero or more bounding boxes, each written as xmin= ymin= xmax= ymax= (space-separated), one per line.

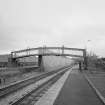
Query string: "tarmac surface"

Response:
xmin=86 ymin=71 xmax=105 ymax=98
xmin=53 ymin=70 xmax=103 ymax=105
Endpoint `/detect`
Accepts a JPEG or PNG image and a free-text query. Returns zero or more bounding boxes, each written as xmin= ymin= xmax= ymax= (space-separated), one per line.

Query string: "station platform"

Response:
xmin=53 ymin=70 xmax=103 ymax=105
xmin=35 ymin=69 xmax=104 ymax=105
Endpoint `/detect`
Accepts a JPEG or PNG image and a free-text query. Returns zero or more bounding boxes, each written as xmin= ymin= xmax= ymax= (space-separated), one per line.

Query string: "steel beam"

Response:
xmin=10 ymin=46 xmax=87 ymax=70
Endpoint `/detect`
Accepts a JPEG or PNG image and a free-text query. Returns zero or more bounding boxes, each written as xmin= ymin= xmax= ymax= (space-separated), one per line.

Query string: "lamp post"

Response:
xmin=86 ymin=40 xmax=91 ymax=52
xmin=85 ymin=40 xmax=91 ymax=70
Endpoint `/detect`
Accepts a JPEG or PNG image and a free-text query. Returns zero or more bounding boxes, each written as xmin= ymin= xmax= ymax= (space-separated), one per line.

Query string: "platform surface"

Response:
xmin=53 ymin=70 xmax=103 ymax=105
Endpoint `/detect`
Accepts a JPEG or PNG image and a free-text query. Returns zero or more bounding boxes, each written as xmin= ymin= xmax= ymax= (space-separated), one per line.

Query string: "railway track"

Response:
xmin=0 ymin=66 xmax=73 ymax=105
xmin=1 ymin=66 xmax=103 ymax=105
xmin=0 ymin=66 xmax=71 ymax=98
xmin=9 ymin=67 xmax=68 ymax=105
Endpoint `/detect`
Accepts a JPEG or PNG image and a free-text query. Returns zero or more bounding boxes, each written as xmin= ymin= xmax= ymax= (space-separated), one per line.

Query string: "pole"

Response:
xmin=83 ymin=49 xmax=88 ymax=70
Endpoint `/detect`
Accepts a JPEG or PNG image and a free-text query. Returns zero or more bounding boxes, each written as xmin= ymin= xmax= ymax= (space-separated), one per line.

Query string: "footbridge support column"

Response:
xmin=38 ymin=55 xmax=44 ymax=71
xmin=83 ymin=49 xmax=88 ymax=70
xmin=8 ymin=57 xmax=19 ymax=67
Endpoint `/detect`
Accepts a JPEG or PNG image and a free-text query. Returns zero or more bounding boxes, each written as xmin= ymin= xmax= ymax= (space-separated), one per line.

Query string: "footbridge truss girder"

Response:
xmin=9 ymin=46 xmax=87 ymax=70
xmin=11 ymin=47 xmax=85 ymax=58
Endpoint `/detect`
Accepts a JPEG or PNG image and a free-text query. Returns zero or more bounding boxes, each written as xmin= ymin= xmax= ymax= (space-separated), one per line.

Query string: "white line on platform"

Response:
xmin=35 ymin=68 xmax=72 ymax=105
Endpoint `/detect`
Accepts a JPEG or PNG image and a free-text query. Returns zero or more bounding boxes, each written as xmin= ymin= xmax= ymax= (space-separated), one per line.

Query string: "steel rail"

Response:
xmin=0 ymin=66 xmax=72 ymax=98
xmin=9 ymin=66 xmax=72 ymax=105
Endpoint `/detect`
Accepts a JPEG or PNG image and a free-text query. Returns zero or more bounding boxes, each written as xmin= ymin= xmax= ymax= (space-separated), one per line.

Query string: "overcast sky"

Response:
xmin=0 ymin=0 xmax=105 ymax=57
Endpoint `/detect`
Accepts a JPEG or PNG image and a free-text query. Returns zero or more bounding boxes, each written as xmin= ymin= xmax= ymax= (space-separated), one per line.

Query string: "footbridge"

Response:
xmin=8 ymin=46 xmax=87 ymax=70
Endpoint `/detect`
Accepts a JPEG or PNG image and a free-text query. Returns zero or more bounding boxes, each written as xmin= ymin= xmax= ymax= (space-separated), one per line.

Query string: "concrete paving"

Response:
xmin=84 ymin=71 xmax=105 ymax=103
xmin=53 ymin=70 xmax=103 ymax=105
xmin=85 ymin=71 xmax=105 ymax=98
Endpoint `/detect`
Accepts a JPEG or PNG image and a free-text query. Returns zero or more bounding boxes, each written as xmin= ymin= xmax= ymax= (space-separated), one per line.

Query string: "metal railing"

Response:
xmin=11 ymin=46 xmax=85 ymax=58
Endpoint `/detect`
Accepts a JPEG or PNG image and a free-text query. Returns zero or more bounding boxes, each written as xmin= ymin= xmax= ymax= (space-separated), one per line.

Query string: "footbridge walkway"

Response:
xmin=8 ymin=46 xmax=87 ymax=69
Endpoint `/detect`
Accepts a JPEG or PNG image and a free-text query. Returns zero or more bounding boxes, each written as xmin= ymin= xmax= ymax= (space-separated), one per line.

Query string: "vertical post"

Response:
xmin=38 ymin=55 xmax=44 ymax=71
xmin=83 ymin=49 xmax=88 ymax=70
xmin=26 ymin=48 xmax=29 ymax=55
xmin=62 ymin=45 xmax=64 ymax=55
xmin=79 ymin=61 xmax=82 ymax=71
xmin=38 ymin=55 xmax=42 ymax=66
xmin=8 ymin=52 xmax=19 ymax=67
xmin=8 ymin=57 xmax=18 ymax=67
xmin=43 ymin=45 xmax=46 ymax=54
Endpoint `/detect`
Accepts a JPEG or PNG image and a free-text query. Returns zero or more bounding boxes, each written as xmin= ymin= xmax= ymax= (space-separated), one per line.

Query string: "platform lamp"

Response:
xmin=85 ymin=40 xmax=91 ymax=70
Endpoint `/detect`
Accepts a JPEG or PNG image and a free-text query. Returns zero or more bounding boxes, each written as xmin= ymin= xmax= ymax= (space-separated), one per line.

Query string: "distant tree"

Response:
xmin=87 ymin=52 xmax=98 ymax=68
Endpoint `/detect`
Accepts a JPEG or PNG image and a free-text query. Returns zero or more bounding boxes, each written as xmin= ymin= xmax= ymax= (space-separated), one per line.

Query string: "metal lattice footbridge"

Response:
xmin=9 ymin=46 xmax=87 ymax=69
